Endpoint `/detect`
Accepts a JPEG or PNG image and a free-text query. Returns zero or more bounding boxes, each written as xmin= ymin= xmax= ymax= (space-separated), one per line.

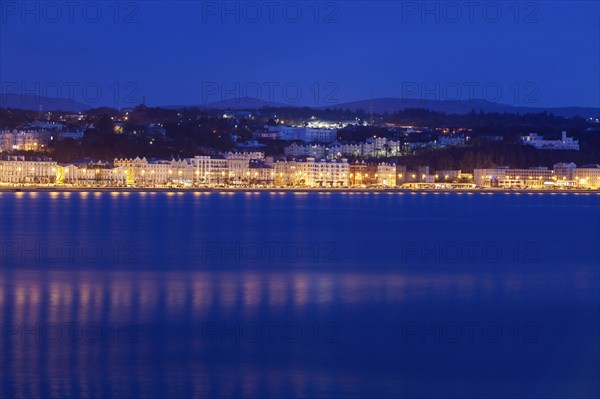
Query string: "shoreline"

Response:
xmin=1 ymin=186 xmax=599 ymax=194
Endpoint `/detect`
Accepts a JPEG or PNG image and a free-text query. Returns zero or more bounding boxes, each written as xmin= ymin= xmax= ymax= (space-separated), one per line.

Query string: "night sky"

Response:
xmin=1 ymin=1 xmax=599 ymax=108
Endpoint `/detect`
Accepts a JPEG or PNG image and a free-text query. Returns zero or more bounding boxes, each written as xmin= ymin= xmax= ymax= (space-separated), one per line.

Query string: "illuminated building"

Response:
xmin=284 ymin=143 xmax=326 ymax=159
xmin=186 ymin=156 xmax=228 ymax=186
xmin=0 ymin=156 xmax=57 ymax=184
xmin=474 ymin=167 xmax=554 ymax=188
xmin=573 ymin=165 xmax=600 ymax=188
xmin=376 ymin=162 xmax=397 ymax=187
xmin=59 ymin=164 xmax=127 ymax=187
xmin=521 ymin=131 xmax=579 ymax=150
xmin=275 ymin=158 xmax=349 ymax=187
xmin=114 ymin=157 xmax=193 ymax=187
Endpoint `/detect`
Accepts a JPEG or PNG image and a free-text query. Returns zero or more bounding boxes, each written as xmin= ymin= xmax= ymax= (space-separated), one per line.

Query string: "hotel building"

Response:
xmin=113 ymin=157 xmax=193 ymax=186
xmin=59 ymin=163 xmax=127 ymax=186
xmin=474 ymin=167 xmax=554 ymax=188
xmin=573 ymin=165 xmax=600 ymax=189
xmin=376 ymin=162 xmax=397 ymax=187
xmin=0 ymin=156 xmax=58 ymax=184
xmin=186 ymin=156 xmax=229 ymax=186
xmin=275 ymin=158 xmax=349 ymax=187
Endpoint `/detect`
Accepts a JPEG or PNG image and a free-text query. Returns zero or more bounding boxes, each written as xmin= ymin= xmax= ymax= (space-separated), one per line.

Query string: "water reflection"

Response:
xmin=1 ymin=192 xmax=599 ymax=398
xmin=2 ymin=266 xmax=598 ymax=399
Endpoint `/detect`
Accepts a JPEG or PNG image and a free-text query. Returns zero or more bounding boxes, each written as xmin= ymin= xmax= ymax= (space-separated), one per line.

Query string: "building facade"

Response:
xmin=275 ymin=158 xmax=349 ymax=187
xmin=0 ymin=156 xmax=58 ymax=184
xmin=521 ymin=132 xmax=579 ymax=150
xmin=474 ymin=167 xmax=554 ymax=188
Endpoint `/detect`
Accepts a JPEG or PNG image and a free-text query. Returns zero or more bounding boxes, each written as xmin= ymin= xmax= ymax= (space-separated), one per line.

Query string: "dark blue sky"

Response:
xmin=1 ymin=1 xmax=599 ymax=108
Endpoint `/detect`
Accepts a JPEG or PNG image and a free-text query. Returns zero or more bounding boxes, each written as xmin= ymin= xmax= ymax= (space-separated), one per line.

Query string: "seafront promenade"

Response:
xmin=1 ymin=185 xmax=598 ymax=194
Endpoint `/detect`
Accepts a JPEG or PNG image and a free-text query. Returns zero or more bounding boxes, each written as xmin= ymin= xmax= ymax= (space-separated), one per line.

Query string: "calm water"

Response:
xmin=1 ymin=191 xmax=599 ymax=399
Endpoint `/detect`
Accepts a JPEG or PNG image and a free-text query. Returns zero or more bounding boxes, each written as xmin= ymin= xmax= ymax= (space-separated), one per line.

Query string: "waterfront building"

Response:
xmin=226 ymin=158 xmax=250 ymax=185
xmin=349 ymin=161 xmax=368 ymax=186
xmin=402 ymin=166 xmax=423 ymax=182
xmin=248 ymin=165 xmax=275 ymax=186
xmin=474 ymin=167 xmax=554 ymax=187
xmin=0 ymin=155 xmax=57 ymax=184
xmin=475 ymin=163 xmax=599 ymax=189
xmin=348 ymin=161 xmax=396 ymax=187
xmin=274 ymin=161 xmax=302 ymax=186
xmin=434 ymin=170 xmax=462 ymax=181
xmin=303 ymin=158 xmax=349 ymax=187
xmin=59 ymin=163 xmax=126 ymax=186
xmin=573 ymin=165 xmax=600 ymax=188
xmin=186 ymin=156 xmax=228 ymax=186
xmin=376 ymin=162 xmax=397 ymax=187
xmin=275 ymin=158 xmax=349 ymax=187
xmin=553 ymin=162 xmax=577 ymax=181
xmin=113 ymin=157 xmax=193 ymax=187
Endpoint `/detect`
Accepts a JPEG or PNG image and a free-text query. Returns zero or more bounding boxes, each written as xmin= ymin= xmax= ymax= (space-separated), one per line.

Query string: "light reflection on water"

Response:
xmin=1 ymin=192 xmax=599 ymax=399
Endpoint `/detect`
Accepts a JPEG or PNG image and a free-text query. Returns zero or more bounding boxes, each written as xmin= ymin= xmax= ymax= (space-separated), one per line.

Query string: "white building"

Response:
xmin=553 ymin=162 xmax=577 ymax=181
xmin=114 ymin=157 xmax=194 ymax=187
xmin=301 ymin=128 xmax=337 ymax=143
xmin=474 ymin=167 xmax=555 ymax=187
xmin=0 ymin=156 xmax=58 ymax=184
xmin=521 ymin=131 xmax=579 ymax=150
xmin=376 ymin=163 xmax=397 ymax=187
xmin=275 ymin=157 xmax=349 ymax=187
xmin=284 ymin=143 xmax=326 ymax=159
xmin=362 ymin=137 xmax=402 ymax=158
xmin=327 ymin=141 xmax=362 ymax=158
xmin=279 ymin=126 xmax=304 ymax=141
xmin=59 ymin=164 xmax=126 ymax=186
xmin=278 ymin=126 xmax=337 ymax=143
xmin=573 ymin=165 xmax=600 ymax=188
xmin=225 ymin=158 xmax=250 ymax=184
xmin=186 ymin=156 xmax=228 ymax=186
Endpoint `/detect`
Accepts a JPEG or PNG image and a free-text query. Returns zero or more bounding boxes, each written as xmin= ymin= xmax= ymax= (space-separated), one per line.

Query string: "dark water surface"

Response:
xmin=1 ymin=191 xmax=599 ymax=399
